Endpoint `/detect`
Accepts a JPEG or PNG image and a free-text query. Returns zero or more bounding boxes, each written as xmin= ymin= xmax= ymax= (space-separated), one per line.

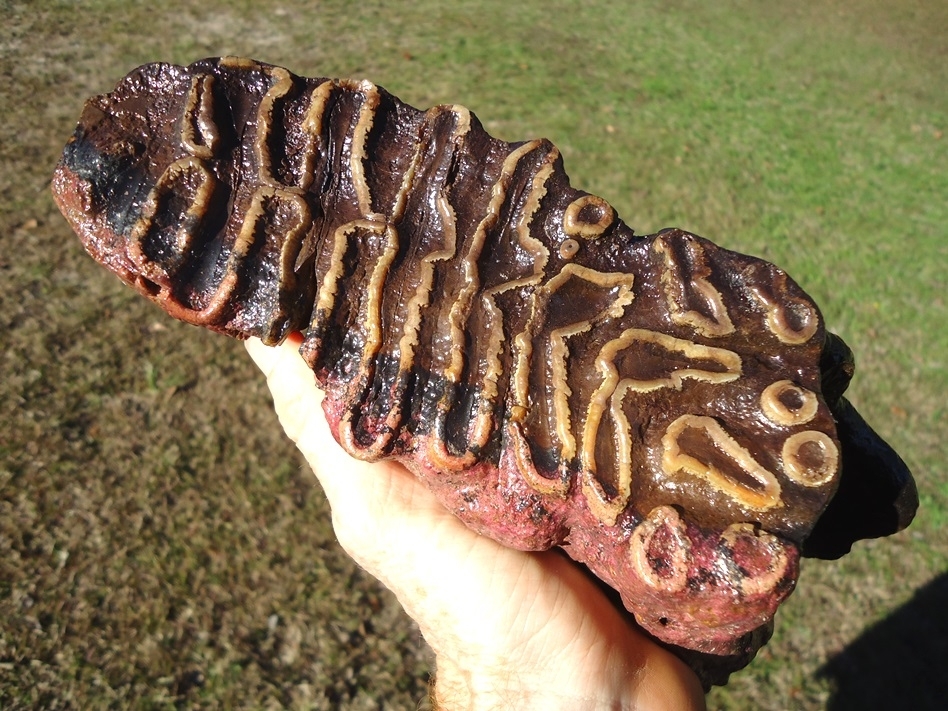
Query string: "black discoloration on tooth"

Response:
xmin=802 ymin=397 xmax=918 ymax=560
xmin=61 ymin=128 xmax=149 ymax=238
xmin=819 ymin=331 xmax=856 ymax=407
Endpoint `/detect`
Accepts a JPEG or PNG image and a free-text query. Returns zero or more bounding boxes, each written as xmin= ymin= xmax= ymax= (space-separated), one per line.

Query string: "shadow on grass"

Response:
xmin=819 ymin=571 xmax=948 ymax=711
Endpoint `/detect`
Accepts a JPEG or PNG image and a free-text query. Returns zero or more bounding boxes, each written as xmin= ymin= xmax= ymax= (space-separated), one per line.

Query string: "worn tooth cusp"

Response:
xmin=781 ymin=430 xmax=839 ymax=487
xmin=717 ymin=523 xmax=791 ymax=597
xmin=760 ymin=380 xmax=819 ymax=427
xmin=630 ymin=505 xmax=691 ymax=593
xmin=662 ymin=415 xmax=782 ymax=511
xmin=563 ymin=194 xmax=615 ymax=239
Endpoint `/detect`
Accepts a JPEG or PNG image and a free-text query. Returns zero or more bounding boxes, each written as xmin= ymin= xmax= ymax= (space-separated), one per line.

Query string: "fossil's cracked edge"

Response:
xmin=52 ymin=57 xmax=917 ymax=686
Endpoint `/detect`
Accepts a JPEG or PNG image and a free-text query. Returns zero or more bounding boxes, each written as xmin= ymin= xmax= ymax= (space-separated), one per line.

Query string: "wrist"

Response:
xmin=429 ymin=643 xmax=705 ymax=711
xmin=429 ymin=655 xmax=623 ymax=711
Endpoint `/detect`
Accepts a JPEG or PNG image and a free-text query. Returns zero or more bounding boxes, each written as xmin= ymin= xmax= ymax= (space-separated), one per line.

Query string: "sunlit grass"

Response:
xmin=2 ymin=0 xmax=945 ymax=708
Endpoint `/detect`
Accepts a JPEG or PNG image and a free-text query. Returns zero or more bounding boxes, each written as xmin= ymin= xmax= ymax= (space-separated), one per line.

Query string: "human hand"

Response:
xmin=246 ymin=336 xmax=706 ymax=710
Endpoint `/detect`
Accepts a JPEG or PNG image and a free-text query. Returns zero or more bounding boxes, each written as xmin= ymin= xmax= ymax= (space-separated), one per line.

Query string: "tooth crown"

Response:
xmin=52 ymin=58 xmax=908 ymax=678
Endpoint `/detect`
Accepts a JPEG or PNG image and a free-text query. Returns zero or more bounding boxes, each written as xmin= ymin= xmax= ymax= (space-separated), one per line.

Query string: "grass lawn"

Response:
xmin=2 ymin=0 xmax=945 ymax=708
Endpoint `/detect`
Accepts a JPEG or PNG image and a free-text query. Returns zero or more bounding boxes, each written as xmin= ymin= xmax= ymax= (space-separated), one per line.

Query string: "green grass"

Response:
xmin=2 ymin=0 xmax=945 ymax=708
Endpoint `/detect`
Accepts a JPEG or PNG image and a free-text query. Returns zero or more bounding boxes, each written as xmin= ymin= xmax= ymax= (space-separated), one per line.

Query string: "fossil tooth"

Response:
xmin=52 ymin=58 xmax=917 ymax=685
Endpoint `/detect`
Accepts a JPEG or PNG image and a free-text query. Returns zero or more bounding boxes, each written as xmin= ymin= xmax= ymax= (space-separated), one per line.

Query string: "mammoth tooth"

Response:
xmin=52 ymin=57 xmax=917 ymax=683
